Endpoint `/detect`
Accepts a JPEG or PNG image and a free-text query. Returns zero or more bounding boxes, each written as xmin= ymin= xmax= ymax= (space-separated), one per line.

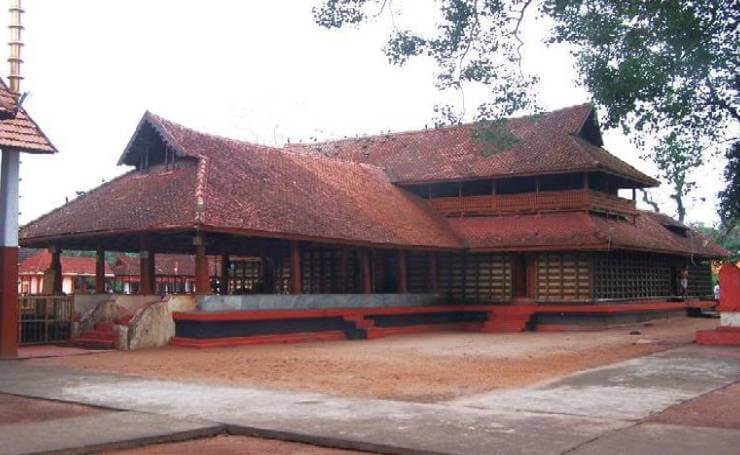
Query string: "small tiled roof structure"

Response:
xmin=19 ymin=250 xmax=113 ymax=276
xmin=449 ymin=211 xmax=727 ymax=257
xmin=112 ymin=254 xmax=216 ymax=277
xmin=0 ymin=78 xmax=57 ymax=154
xmin=288 ymin=104 xmax=657 ymax=187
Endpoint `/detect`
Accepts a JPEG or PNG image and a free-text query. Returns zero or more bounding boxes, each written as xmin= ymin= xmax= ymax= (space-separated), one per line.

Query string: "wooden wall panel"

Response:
xmin=536 ymin=253 xmax=591 ymax=302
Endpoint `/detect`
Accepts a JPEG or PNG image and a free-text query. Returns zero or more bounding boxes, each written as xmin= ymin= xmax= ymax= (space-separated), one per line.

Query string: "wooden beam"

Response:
xmin=360 ymin=248 xmax=372 ymax=294
xmin=290 ymin=240 xmax=302 ymax=294
xmin=398 ymin=250 xmax=408 ymax=294
xmin=95 ymin=246 xmax=106 ymax=294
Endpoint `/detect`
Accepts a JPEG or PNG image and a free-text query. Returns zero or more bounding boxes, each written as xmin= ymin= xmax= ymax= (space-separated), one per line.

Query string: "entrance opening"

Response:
xmin=511 ymin=254 xmax=535 ymax=299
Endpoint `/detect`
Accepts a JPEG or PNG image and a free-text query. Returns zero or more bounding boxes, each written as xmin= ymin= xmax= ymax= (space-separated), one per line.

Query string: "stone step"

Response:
xmin=68 ymin=337 xmax=114 ymax=350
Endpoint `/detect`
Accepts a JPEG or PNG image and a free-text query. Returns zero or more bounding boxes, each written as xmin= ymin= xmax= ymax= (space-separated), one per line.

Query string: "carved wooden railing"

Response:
xmin=429 ymin=189 xmax=636 ymax=217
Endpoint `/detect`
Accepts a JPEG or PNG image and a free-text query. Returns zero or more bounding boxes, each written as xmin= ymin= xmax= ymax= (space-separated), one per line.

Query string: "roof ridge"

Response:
xmin=290 ymin=103 xmax=593 ymax=148
xmin=148 ymin=111 xmax=279 ymax=151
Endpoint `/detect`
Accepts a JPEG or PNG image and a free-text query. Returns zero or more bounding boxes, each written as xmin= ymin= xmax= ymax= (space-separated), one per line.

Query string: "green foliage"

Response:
xmin=472 ymin=119 xmax=519 ymax=156
xmin=648 ymin=133 xmax=704 ymax=222
xmin=691 ymin=221 xmax=740 ymax=262
xmin=718 ymin=141 xmax=739 ymax=227
xmin=313 ymin=0 xmax=739 ymax=219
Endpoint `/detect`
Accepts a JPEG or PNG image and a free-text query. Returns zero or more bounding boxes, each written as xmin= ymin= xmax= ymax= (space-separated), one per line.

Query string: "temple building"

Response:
xmin=18 ymin=104 xmax=728 ymax=344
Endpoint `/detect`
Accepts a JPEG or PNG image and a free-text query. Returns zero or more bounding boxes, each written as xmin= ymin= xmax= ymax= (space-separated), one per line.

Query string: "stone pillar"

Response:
xmin=0 ymin=150 xmax=19 ymax=358
xmin=50 ymin=247 xmax=63 ymax=295
xmin=95 ymin=246 xmax=106 ymax=294
xmin=360 ymin=248 xmax=372 ymax=294
xmin=398 ymin=250 xmax=408 ymax=293
xmin=290 ymin=240 xmax=302 ymax=294
xmin=139 ymin=238 xmax=155 ymax=295
xmin=428 ymin=251 xmax=438 ymax=293
xmin=194 ymin=237 xmax=210 ymax=295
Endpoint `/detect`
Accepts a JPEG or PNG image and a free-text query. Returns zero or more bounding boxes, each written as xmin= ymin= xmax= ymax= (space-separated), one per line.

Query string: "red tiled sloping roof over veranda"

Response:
xmin=19 ymin=250 xmax=113 ymax=276
xmin=450 ymin=211 xmax=728 ymax=257
xmin=21 ymin=113 xmax=462 ymax=249
xmin=0 ymin=78 xmax=57 ymax=153
xmin=288 ymin=104 xmax=657 ymax=186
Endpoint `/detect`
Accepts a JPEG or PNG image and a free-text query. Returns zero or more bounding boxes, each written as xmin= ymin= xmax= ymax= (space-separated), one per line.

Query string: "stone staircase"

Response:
xmin=68 ymin=322 xmax=116 ymax=350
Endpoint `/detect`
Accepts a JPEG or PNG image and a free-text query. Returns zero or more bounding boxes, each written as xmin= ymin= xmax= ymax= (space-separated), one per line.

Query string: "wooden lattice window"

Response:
xmin=687 ymin=260 xmax=712 ymax=297
xmin=536 ymin=253 xmax=591 ymax=302
xmin=407 ymin=251 xmax=431 ymax=294
xmin=593 ymin=252 xmax=672 ymax=300
xmin=437 ymin=252 xmax=511 ymax=303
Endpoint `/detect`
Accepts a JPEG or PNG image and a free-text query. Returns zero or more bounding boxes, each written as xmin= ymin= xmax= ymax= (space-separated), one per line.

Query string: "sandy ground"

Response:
xmin=106 ymin=435 xmax=366 ymax=455
xmin=35 ymin=317 xmax=718 ymax=402
xmin=0 ymin=393 xmax=106 ymax=426
xmin=649 ymin=382 xmax=740 ymax=430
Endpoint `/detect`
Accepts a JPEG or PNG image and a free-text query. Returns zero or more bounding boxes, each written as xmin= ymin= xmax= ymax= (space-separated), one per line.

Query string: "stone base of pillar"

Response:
xmin=696 ymin=312 xmax=740 ymax=345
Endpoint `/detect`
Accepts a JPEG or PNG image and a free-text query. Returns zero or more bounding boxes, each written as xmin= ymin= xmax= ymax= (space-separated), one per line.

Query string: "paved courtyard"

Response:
xmin=0 ymin=334 xmax=738 ymax=454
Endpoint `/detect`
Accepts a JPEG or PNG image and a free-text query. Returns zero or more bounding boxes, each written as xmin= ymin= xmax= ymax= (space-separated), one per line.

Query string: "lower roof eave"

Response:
xmin=468 ymin=242 xmax=726 ymax=258
xmin=197 ymin=225 xmax=464 ymax=252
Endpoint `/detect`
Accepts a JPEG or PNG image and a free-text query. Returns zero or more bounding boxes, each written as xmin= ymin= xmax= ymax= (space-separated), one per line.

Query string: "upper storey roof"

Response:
xmin=288 ymin=104 xmax=658 ymax=187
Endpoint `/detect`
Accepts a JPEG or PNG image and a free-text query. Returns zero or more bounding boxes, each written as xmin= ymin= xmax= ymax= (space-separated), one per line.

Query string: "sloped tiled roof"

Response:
xmin=20 ymin=109 xmax=725 ymax=258
xmin=21 ymin=164 xmax=199 ymax=239
xmin=449 ymin=211 xmax=728 ymax=257
xmin=21 ymin=113 xmax=462 ymax=249
xmin=0 ymin=78 xmax=57 ymax=154
xmin=19 ymin=250 xmax=113 ymax=276
xmin=288 ymin=104 xmax=657 ymax=186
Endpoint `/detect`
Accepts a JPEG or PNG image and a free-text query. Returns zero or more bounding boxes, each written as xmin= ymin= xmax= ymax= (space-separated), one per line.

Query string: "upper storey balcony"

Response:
xmin=428 ymin=188 xmax=637 ymax=217
xmin=405 ymin=172 xmax=641 ymax=218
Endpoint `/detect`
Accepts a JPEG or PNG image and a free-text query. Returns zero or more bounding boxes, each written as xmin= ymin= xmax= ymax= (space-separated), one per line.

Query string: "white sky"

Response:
xmin=5 ymin=0 xmax=726 ymax=226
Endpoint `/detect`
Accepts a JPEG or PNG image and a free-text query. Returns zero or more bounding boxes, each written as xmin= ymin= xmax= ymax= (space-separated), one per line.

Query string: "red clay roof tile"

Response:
xmin=0 ymin=79 xmax=57 ymax=154
xmin=288 ymin=104 xmax=657 ymax=186
xmin=19 ymin=250 xmax=113 ymax=276
xmin=449 ymin=211 xmax=728 ymax=257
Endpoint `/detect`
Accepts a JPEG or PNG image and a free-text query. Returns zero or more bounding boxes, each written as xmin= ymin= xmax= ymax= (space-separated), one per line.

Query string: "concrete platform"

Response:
xmin=0 ymin=411 xmax=223 ymax=455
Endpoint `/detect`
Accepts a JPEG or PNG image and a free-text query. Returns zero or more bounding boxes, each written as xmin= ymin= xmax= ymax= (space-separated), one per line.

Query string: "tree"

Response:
xmin=314 ymin=0 xmax=739 ymax=218
xmin=649 ymin=133 xmax=703 ymax=223
xmin=717 ymin=141 xmax=739 ymax=240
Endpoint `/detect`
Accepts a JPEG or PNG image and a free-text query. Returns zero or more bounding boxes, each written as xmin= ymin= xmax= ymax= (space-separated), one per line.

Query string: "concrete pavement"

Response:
xmin=0 ymin=410 xmax=223 ymax=455
xmin=0 ymin=345 xmax=738 ymax=454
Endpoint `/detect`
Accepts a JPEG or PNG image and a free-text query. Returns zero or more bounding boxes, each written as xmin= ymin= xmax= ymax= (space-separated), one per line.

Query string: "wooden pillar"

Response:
xmin=95 ymin=246 xmax=106 ymax=294
xmin=195 ymin=240 xmax=210 ymax=295
xmin=360 ymin=248 xmax=372 ymax=294
xmin=220 ymin=253 xmax=230 ymax=295
xmin=583 ymin=172 xmax=589 ymax=190
xmin=139 ymin=238 xmax=155 ymax=295
xmin=290 ymin=240 xmax=302 ymax=294
xmin=631 ymin=187 xmax=636 ymax=202
xmin=338 ymin=247 xmax=348 ymax=293
xmin=428 ymin=251 xmax=438 ymax=293
xmin=51 ymin=247 xmax=63 ymax=294
xmin=398 ymin=250 xmax=407 ymax=293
